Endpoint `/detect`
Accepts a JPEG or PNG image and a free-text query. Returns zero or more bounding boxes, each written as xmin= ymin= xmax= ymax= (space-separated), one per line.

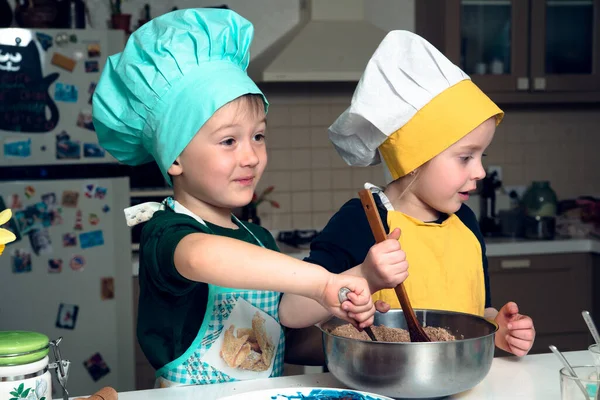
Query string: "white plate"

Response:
xmin=218 ymin=387 xmax=394 ymax=399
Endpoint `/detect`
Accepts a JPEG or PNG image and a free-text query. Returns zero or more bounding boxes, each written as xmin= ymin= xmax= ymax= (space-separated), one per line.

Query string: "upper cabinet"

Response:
xmin=418 ymin=0 xmax=600 ymax=103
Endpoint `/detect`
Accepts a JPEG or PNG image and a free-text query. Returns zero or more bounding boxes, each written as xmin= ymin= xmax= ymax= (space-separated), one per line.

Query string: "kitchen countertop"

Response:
xmin=278 ymin=237 xmax=600 ymax=260
xmin=86 ymin=350 xmax=593 ymax=399
xmin=131 ymin=237 xmax=600 ymax=276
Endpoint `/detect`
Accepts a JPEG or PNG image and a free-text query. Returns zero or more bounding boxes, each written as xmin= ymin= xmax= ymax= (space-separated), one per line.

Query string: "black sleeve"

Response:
xmin=304 ymin=196 xmax=389 ymax=273
xmin=455 ymin=204 xmax=491 ymax=308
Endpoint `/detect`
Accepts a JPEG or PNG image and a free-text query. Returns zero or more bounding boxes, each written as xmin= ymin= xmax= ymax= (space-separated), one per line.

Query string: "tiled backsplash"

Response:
xmin=255 ymin=89 xmax=600 ymax=231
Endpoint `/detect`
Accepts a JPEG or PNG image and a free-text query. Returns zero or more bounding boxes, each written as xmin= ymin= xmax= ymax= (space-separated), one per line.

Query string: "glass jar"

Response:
xmin=0 ymin=331 xmax=52 ymax=400
xmin=521 ymin=181 xmax=558 ymax=240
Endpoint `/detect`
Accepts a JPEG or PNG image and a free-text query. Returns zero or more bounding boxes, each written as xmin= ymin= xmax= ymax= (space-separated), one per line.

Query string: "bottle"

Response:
xmin=521 ymin=181 xmax=558 ymax=240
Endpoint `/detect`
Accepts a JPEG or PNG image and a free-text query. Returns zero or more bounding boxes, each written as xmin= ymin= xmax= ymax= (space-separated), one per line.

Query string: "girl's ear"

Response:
xmin=167 ymin=157 xmax=183 ymax=176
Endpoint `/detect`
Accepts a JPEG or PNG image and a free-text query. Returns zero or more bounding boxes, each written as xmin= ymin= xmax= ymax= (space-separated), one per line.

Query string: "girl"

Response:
xmin=293 ymin=30 xmax=536 ymax=357
xmin=92 ymin=9 xmax=407 ymax=387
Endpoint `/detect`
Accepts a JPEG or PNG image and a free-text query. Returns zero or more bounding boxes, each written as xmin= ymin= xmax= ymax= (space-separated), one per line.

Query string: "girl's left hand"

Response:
xmin=494 ymin=302 xmax=535 ymax=356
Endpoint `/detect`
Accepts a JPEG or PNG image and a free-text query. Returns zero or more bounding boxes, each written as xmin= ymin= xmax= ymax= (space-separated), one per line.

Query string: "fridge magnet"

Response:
xmin=55 ymin=303 xmax=79 ymax=330
xmin=102 ymin=205 xmax=110 ymax=213
xmin=69 ymin=34 xmax=78 ymax=44
xmin=11 ymin=249 xmax=32 ymax=273
xmin=51 ymin=52 xmax=76 ymax=72
xmin=70 ymin=255 xmax=85 ymax=271
xmin=54 ymin=32 xmax=69 ymax=46
xmin=48 ymin=258 xmax=62 ymax=273
xmin=84 ymin=184 xmax=95 ymax=198
xmin=83 ymin=352 xmax=110 ymax=382
xmin=88 ymin=213 xmax=99 ymax=226
xmin=35 ymin=32 xmax=53 ymax=51
xmin=74 ymin=210 xmax=83 ymax=230
xmin=94 ymin=187 xmax=107 ymax=200
xmin=24 ymin=185 xmax=35 ymax=199
xmin=76 ymin=109 xmax=95 ymax=131
xmin=0 ymin=30 xmax=60 ymax=134
xmin=87 ymin=43 xmax=101 ymax=58
xmin=41 ymin=192 xmax=57 ymax=208
xmin=56 ymin=131 xmax=81 ymax=159
xmin=62 ymin=233 xmax=77 ymax=247
xmin=3 ymin=138 xmax=32 ymax=158
xmin=54 ymin=82 xmax=78 ymax=103
xmin=61 ymin=190 xmax=79 ymax=208
xmin=101 ymin=277 xmax=115 ymax=300
xmin=87 ymin=82 xmax=97 ymax=104
xmin=28 ymin=228 xmax=53 ymax=256
xmin=10 ymin=194 xmax=23 ymax=210
xmin=85 ymin=60 xmax=99 ymax=73
xmin=84 ymin=143 xmax=105 ymax=158
xmin=14 ymin=202 xmax=46 ymax=234
xmin=79 ymin=230 xmax=104 ymax=249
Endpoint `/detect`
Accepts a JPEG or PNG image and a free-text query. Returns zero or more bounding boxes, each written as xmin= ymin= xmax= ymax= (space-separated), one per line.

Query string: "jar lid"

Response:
xmin=0 ymin=331 xmax=49 ymax=366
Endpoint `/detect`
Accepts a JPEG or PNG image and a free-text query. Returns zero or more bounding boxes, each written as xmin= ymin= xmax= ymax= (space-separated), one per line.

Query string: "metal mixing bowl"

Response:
xmin=320 ymin=309 xmax=498 ymax=399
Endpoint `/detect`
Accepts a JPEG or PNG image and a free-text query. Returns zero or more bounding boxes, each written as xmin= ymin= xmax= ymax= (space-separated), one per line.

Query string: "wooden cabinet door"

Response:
xmin=444 ymin=0 xmax=530 ymax=93
xmin=530 ymin=0 xmax=600 ymax=92
xmin=488 ymin=253 xmax=593 ymax=354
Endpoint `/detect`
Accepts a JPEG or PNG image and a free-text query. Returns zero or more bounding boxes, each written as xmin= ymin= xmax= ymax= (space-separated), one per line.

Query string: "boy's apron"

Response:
xmin=365 ymin=185 xmax=486 ymax=316
xmin=125 ymin=198 xmax=285 ymax=387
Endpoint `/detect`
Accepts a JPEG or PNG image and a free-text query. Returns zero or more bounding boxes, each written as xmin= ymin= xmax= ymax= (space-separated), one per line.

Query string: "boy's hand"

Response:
xmin=320 ymin=274 xmax=375 ymax=329
xmin=360 ymin=228 xmax=408 ymax=292
xmin=494 ymin=302 xmax=535 ymax=356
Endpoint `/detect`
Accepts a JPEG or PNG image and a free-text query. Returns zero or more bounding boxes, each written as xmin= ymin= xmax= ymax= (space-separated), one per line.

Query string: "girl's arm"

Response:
xmin=174 ymin=232 xmax=374 ymax=328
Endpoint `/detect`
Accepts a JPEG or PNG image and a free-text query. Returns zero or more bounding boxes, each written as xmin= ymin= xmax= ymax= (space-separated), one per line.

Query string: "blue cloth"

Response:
xmin=92 ymin=8 xmax=268 ymax=184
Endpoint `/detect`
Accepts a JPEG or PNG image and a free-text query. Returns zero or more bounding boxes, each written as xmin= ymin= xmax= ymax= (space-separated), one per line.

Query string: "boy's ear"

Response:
xmin=167 ymin=157 xmax=183 ymax=176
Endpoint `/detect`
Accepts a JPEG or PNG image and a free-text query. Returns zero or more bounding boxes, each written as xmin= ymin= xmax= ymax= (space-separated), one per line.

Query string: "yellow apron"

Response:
xmin=371 ymin=210 xmax=485 ymax=316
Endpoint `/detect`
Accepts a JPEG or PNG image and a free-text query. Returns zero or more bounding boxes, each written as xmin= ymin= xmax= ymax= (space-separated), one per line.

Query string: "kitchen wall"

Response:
xmin=255 ymin=87 xmax=600 ymax=231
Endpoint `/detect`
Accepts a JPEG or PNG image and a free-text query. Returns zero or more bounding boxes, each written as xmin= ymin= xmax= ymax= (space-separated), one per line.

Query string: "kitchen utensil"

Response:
xmin=583 ymin=311 xmax=600 ymax=344
xmin=320 ymin=309 xmax=497 ymax=399
xmin=550 ymin=345 xmax=590 ymax=399
xmin=338 ymin=288 xmax=377 ymax=342
xmin=74 ymin=386 xmax=118 ymax=400
xmin=358 ymin=189 xmax=430 ymax=342
xmin=218 ymin=387 xmax=395 ymax=400
xmin=559 ymin=366 xmax=600 ymax=400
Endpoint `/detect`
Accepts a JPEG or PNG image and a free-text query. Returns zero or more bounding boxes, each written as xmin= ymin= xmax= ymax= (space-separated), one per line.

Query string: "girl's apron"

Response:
xmin=365 ymin=185 xmax=486 ymax=316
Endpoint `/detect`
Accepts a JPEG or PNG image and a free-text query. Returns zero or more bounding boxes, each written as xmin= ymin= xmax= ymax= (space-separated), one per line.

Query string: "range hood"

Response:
xmin=248 ymin=0 xmax=393 ymax=82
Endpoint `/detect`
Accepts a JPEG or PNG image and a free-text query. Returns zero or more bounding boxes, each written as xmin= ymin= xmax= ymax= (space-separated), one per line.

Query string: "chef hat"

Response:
xmin=92 ymin=8 xmax=267 ymax=184
xmin=329 ymin=30 xmax=503 ymax=181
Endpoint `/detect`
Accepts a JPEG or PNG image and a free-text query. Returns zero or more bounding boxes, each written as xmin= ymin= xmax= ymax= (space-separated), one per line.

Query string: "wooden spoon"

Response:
xmin=358 ymin=189 xmax=431 ymax=343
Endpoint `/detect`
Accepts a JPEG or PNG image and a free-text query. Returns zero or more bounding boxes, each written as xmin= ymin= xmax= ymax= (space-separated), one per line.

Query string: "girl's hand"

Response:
xmin=494 ymin=302 xmax=535 ymax=356
xmin=320 ymin=274 xmax=375 ymax=329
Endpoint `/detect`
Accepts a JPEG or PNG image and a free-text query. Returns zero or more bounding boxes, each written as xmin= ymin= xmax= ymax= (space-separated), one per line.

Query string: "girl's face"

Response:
xmin=399 ymin=117 xmax=496 ymax=221
xmin=169 ymin=96 xmax=267 ymax=210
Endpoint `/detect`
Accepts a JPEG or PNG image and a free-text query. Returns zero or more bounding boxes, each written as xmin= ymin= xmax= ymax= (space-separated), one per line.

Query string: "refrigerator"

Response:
xmin=0 ymin=28 xmax=135 ymax=398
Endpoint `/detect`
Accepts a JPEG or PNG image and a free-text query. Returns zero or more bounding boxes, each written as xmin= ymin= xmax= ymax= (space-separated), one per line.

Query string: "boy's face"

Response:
xmin=413 ymin=117 xmax=496 ymax=218
xmin=169 ymin=97 xmax=267 ymax=210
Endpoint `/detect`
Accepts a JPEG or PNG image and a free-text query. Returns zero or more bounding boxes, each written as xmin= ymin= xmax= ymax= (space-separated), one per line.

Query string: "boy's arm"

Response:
xmin=174 ymin=232 xmax=374 ymax=328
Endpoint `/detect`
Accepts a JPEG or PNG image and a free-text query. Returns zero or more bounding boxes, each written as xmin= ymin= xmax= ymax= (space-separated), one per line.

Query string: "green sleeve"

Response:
xmin=140 ymin=211 xmax=204 ymax=296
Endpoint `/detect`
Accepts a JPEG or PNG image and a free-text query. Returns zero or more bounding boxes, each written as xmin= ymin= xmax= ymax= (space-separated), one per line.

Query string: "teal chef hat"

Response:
xmin=92 ymin=8 xmax=268 ymax=184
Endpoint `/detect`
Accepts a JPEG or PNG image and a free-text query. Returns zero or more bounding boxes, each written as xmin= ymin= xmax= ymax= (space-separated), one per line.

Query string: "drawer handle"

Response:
xmin=500 ymin=259 xmax=531 ymax=269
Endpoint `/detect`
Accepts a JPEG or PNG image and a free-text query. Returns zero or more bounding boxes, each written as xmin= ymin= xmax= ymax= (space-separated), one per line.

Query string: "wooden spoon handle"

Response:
xmin=358 ymin=189 xmax=430 ymax=342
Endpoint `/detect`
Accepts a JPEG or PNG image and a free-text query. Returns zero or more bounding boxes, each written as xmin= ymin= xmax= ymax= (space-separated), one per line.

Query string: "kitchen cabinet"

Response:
xmin=487 ymin=252 xmax=595 ymax=356
xmin=416 ymin=0 xmax=600 ymax=103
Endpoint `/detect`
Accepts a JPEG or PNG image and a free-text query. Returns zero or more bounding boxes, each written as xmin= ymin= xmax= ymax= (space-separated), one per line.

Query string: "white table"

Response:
xmin=103 ymin=350 xmax=593 ymax=399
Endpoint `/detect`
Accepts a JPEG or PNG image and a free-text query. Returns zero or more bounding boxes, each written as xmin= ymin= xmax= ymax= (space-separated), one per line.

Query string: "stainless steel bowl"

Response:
xmin=320 ymin=309 xmax=498 ymax=399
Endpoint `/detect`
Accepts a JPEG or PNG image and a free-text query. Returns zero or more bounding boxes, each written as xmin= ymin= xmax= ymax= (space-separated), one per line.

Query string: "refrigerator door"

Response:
xmin=0 ymin=177 xmax=134 ymax=397
xmin=0 ymin=28 xmax=125 ymax=167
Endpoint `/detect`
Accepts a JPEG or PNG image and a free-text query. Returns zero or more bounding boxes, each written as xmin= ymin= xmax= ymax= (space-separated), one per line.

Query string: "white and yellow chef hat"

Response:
xmin=329 ymin=30 xmax=504 ymax=181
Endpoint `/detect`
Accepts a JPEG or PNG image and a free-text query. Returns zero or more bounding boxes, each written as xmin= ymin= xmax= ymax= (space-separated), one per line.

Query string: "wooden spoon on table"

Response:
xmin=358 ymin=189 xmax=431 ymax=343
